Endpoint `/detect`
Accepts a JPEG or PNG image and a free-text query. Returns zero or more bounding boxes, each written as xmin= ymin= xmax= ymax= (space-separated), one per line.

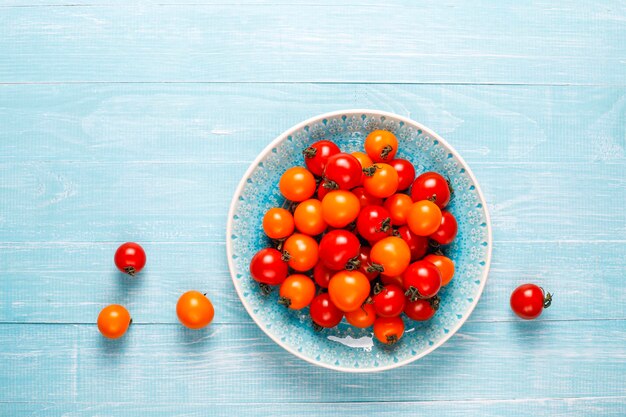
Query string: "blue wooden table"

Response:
xmin=1 ymin=1 xmax=625 ymax=415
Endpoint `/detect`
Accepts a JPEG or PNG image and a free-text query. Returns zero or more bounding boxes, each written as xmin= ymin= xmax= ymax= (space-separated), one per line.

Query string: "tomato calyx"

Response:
xmin=362 ymin=165 xmax=380 ymax=177
xmin=366 ymin=263 xmax=385 ymax=273
xmin=259 ymin=283 xmax=272 ymax=296
xmin=278 ymin=296 xmax=292 ymax=308
xmin=344 ymin=256 xmax=361 ymax=271
xmin=281 ymin=251 xmax=292 ymax=262
xmin=405 ymin=286 xmax=423 ymax=302
xmin=446 ymin=178 xmax=454 ymax=195
xmin=380 ymin=145 xmax=393 ymax=160
xmin=428 ymin=295 xmax=441 ymax=311
xmin=377 ymin=217 xmax=391 ymax=233
xmin=303 ymin=146 xmax=317 ymax=159
xmin=386 ymin=334 xmax=399 ymax=345
xmin=322 ymin=180 xmax=339 ymax=190
xmin=541 ymin=288 xmax=553 ymax=309
xmin=272 ymin=238 xmax=286 ymax=252
xmin=372 ymin=282 xmax=384 ymax=295
xmin=124 ymin=266 xmax=137 ymax=276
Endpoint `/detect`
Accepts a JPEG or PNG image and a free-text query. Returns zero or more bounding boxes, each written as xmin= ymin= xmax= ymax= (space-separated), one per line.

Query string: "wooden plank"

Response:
xmin=1 ymin=242 xmax=624 ymax=324
xmin=1 ymin=397 xmax=625 ymax=417
xmin=0 ymin=160 xmax=623 ymax=243
xmin=0 ymin=1 xmax=625 ymax=83
xmin=1 ymin=84 xmax=625 ymax=164
xmin=0 ymin=321 xmax=624 ymax=403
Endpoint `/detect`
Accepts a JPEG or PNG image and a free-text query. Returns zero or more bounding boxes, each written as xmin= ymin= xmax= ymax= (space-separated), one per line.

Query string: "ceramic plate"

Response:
xmin=227 ymin=110 xmax=492 ymax=372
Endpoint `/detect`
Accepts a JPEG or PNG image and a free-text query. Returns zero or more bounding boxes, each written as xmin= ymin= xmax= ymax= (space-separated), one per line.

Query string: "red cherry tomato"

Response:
xmin=356 ymin=205 xmax=392 ymax=243
xmin=302 ymin=140 xmax=340 ymax=177
xmin=249 ymin=248 xmax=288 ymax=286
xmin=365 ymin=130 xmax=398 ymax=162
xmin=362 ymin=163 xmax=399 ymax=198
xmin=423 ymin=254 xmax=455 ymax=286
xmin=372 ymin=283 xmax=405 ymax=317
xmin=404 ymin=296 xmax=439 ymax=321
xmin=318 ymin=229 xmax=361 ymax=270
xmin=313 ymin=261 xmax=334 ymax=288
xmin=407 ymin=200 xmax=442 ymax=236
xmin=510 ymin=284 xmax=552 ymax=320
xmin=345 ymin=303 xmax=377 ymax=328
xmin=430 ymin=210 xmax=458 ymax=245
xmin=310 ymin=293 xmax=343 ymax=328
xmin=389 ymin=159 xmax=416 ymax=191
xmin=396 ymin=226 xmax=429 ymax=261
xmin=283 ymin=233 xmax=319 ymax=271
xmin=317 ymin=180 xmax=332 ymax=200
xmin=373 ymin=316 xmax=404 ymax=345
xmin=383 ymin=193 xmax=413 ymax=226
xmin=324 ymin=153 xmax=362 ymax=190
xmin=114 ymin=242 xmax=146 ymax=276
xmin=357 ymin=246 xmax=379 ymax=281
xmin=369 ymin=236 xmax=411 ymax=277
xmin=411 ymin=172 xmax=451 ymax=208
xmin=402 ymin=260 xmax=442 ymax=300
xmin=351 ymin=186 xmax=383 ymax=209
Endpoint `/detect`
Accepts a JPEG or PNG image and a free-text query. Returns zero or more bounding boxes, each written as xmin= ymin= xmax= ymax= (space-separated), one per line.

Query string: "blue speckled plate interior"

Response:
xmin=227 ymin=110 xmax=491 ymax=372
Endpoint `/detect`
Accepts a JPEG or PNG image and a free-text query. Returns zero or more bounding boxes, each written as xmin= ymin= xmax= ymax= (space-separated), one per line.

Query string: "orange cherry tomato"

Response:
xmin=283 ymin=233 xmax=319 ymax=271
xmin=364 ymin=130 xmax=398 ymax=162
xmin=369 ymin=236 xmax=411 ymax=277
xmin=373 ymin=316 xmax=405 ymax=345
xmin=97 ymin=304 xmax=131 ymax=339
xmin=278 ymin=274 xmax=316 ymax=310
xmin=262 ymin=208 xmax=294 ymax=239
xmin=383 ymin=193 xmax=413 ymax=226
xmin=328 ymin=270 xmax=371 ymax=312
xmin=381 ymin=274 xmax=404 ymax=288
xmin=345 ymin=303 xmax=377 ymax=328
xmin=321 ymin=190 xmax=360 ymax=228
xmin=279 ymin=166 xmax=316 ymax=202
xmin=176 ymin=291 xmax=215 ymax=329
xmin=407 ymin=200 xmax=442 ymax=236
xmin=362 ymin=163 xmax=399 ymax=198
xmin=352 ymin=151 xmax=373 ymax=169
xmin=424 ymin=254 xmax=455 ymax=286
xmin=293 ymin=199 xmax=327 ymax=236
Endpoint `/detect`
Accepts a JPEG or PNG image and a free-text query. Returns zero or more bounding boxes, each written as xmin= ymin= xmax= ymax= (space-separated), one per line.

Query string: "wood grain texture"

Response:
xmin=2 ymin=398 xmax=626 ymax=417
xmin=1 ymin=1 xmax=625 ymax=84
xmin=1 ymin=241 xmax=625 ymax=324
xmin=2 ymin=84 xmax=625 ymax=164
xmin=2 ymin=0 xmax=626 ymax=415
xmin=0 ymin=321 xmax=625 ymax=403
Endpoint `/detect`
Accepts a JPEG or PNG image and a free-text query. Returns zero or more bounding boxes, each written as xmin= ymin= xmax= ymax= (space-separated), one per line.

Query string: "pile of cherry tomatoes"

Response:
xmin=249 ymin=130 xmax=459 ymax=345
